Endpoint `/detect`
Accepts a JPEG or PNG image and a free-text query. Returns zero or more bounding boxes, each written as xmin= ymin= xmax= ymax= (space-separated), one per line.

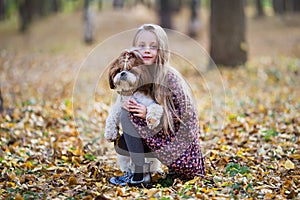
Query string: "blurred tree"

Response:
xmin=51 ymin=0 xmax=62 ymax=12
xmin=0 ymin=88 xmax=3 ymax=113
xmin=18 ymin=0 xmax=33 ymax=32
xmin=0 ymin=0 xmax=6 ymax=20
xmin=210 ymin=0 xmax=247 ymax=67
xmin=84 ymin=0 xmax=94 ymax=44
xmin=98 ymin=0 xmax=102 ymax=11
xmin=17 ymin=0 xmax=62 ymax=32
xmin=273 ymin=0 xmax=285 ymax=14
xmin=290 ymin=0 xmax=300 ymax=12
xmin=256 ymin=0 xmax=265 ymax=17
xmin=273 ymin=0 xmax=300 ymax=14
xmin=188 ymin=0 xmax=200 ymax=38
xmin=113 ymin=0 xmax=124 ymax=9
xmin=158 ymin=0 xmax=173 ymax=29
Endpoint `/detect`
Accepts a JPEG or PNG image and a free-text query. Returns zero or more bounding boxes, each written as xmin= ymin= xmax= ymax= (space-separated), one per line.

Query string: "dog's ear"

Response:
xmin=130 ymin=50 xmax=144 ymax=64
xmin=108 ymin=59 xmax=119 ymax=89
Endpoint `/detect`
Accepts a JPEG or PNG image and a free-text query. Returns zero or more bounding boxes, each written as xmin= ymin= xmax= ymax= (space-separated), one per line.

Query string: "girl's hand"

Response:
xmin=123 ymin=98 xmax=147 ymax=119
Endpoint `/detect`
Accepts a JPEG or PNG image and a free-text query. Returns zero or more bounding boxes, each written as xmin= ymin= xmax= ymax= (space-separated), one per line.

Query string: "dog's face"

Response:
xmin=109 ymin=50 xmax=151 ymax=92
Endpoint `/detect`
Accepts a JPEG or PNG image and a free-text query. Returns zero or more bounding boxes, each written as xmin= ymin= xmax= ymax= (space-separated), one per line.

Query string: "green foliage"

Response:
xmin=84 ymin=153 xmax=96 ymax=161
xmin=263 ymin=129 xmax=278 ymax=141
xmin=157 ymin=176 xmax=174 ymax=187
xmin=225 ymin=162 xmax=250 ymax=177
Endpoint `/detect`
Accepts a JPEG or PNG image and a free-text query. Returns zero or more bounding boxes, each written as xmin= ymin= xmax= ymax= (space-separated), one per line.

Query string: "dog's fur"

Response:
xmin=105 ymin=50 xmax=162 ymax=173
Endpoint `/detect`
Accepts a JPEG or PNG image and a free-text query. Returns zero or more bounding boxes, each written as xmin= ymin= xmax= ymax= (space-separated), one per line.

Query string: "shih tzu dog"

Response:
xmin=104 ymin=49 xmax=163 ymax=173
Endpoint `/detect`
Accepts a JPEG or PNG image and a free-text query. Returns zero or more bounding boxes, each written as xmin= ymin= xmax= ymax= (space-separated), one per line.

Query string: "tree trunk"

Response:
xmin=159 ymin=0 xmax=172 ymax=29
xmin=188 ymin=0 xmax=200 ymax=38
xmin=51 ymin=0 xmax=61 ymax=12
xmin=210 ymin=0 xmax=247 ymax=67
xmin=18 ymin=0 xmax=33 ymax=32
xmin=98 ymin=0 xmax=102 ymax=11
xmin=0 ymin=0 xmax=6 ymax=20
xmin=0 ymin=88 xmax=3 ymax=113
xmin=292 ymin=0 xmax=300 ymax=12
xmin=273 ymin=0 xmax=285 ymax=14
xmin=256 ymin=0 xmax=265 ymax=17
xmin=113 ymin=0 xmax=124 ymax=9
xmin=84 ymin=0 xmax=94 ymax=44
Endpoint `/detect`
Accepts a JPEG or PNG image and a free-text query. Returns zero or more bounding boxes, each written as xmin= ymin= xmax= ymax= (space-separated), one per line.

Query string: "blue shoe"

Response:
xmin=109 ymin=171 xmax=133 ymax=186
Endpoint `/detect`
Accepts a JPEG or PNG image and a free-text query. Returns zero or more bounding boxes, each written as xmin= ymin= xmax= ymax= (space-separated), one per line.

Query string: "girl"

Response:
xmin=110 ymin=24 xmax=206 ymax=187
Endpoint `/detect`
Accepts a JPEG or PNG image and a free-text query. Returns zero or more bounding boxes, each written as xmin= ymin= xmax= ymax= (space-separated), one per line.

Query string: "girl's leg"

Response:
xmin=120 ymin=109 xmax=145 ymax=180
xmin=115 ymin=134 xmax=155 ymax=157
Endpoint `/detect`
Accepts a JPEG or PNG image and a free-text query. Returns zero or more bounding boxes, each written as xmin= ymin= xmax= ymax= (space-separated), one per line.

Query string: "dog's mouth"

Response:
xmin=113 ymin=70 xmax=138 ymax=91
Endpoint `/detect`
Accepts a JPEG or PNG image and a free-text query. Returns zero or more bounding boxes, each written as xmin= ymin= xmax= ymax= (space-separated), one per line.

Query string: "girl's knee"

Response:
xmin=120 ymin=108 xmax=130 ymax=123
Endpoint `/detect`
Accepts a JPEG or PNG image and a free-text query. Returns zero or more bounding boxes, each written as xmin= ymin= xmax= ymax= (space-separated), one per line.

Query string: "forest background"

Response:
xmin=0 ymin=0 xmax=299 ymax=199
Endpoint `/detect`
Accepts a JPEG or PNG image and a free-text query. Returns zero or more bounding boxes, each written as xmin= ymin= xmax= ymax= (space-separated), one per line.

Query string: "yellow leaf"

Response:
xmin=185 ymin=176 xmax=200 ymax=185
xmin=145 ymin=188 xmax=160 ymax=197
xmin=68 ymin=176 xmax=78 ymax=185
xmin=265 ymin=192 xmax=274 ymax=199
xmin=220 ymin=145 xmax=229 ymax=151
xmin=259 ymin=104 xmax=265 ymax=112
xmin=284 ymin=159 xmax=295 ymax=170
xmin=115 ymin=187 xmax=125 ymax=196
xmin=15 ymin=193 xmax=24 ymax=200
xmin=113 ymin=171 xmax=123 ymax=176
xmin=221 ymin=181 xmax=232 ymax=187
xmin=61 ymin=156 xmax=69 ymax=161
xmin=199 ymin=188 xmax=209 ymax=193
xmin=7 ymin=182 xmax=15 ymax=187
xmin=95 ymin=182 xmax=103 ymax=188
xmin=24 ymin=161 xmax=33 ymax=169
xmin=82 ymin=196 xmax=93 ymax=200
xmin=237 ymin=150 xmax=246 ymax=159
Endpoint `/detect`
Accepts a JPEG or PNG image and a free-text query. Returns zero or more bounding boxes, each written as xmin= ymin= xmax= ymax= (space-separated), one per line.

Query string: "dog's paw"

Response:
xmin=146 ymin=104 xmax=163 ymax=129
xmin=104 ymin=126 xmax=119 ymax=142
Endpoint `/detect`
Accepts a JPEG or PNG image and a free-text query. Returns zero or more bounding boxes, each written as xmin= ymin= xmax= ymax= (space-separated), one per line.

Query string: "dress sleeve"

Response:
xmin=144 ymin=72 xmax=200 ymax=164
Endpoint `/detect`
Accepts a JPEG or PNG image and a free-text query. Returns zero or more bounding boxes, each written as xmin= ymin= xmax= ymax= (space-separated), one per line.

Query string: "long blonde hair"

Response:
xmin=132 ymin=24 xmax=193 ymax=133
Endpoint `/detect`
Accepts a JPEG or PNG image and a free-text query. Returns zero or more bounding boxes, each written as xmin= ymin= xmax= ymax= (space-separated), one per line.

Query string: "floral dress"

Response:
xmin=129 ymin=71 xmax=206 ymax=180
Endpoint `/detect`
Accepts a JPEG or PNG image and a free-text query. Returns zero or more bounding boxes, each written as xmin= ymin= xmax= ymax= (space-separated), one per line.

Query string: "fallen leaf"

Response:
xmin=284 ymin=159 xmax=295 ymax=170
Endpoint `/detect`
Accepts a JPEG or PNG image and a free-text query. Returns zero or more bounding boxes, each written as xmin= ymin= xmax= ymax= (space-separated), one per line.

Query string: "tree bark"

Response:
xmin=256 ymin=0 xmax=265 ymax=17
xmin=0 ymin=88 xmax=3 ymax=113
xmin=18 ymin=0 xmax=33 ymax=32
xmin=188 ymin=0 xmax=200 ymax=38
xmin=84 ymin=0 xmax=94 ymax=44
xmin=0 ymin=0 xmax=6 ymax=20
xmin=273 ymin=0 xmax=285 ymax=14
xmin=291 ymin=0 xmax=300 ymax=12
xmin=210 ymin=0 xmax=247 ymax=67
xmin=113 ymin=0 xmax=124 ymax=9
xmin=159 ymin=0 xmax=173 ymax=29
xmin=51 ymin=0 xmax=61 ymax=12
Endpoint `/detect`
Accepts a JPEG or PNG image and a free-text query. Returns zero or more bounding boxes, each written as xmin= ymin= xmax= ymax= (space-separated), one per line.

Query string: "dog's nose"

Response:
xmin=120 ymin=71 xmax=126 ymax=76
xmin=120 ymin=71 xmax=127 ymax=80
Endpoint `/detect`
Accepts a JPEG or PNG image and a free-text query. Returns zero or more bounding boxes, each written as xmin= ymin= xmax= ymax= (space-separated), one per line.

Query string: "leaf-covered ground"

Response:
xmin=1 ymin=56 xmax=299 ymax=199
xmin=1 ymin=7 xmax=300 ymax=200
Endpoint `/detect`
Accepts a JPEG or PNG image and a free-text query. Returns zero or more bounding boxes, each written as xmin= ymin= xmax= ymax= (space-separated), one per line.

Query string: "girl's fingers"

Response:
xmin=129 ymin=104 xmax=146 ymax=119
xmin=133 ymin=113 xmax=143 ymax=118
xmin=128 ymin=99 xmax=138 ymax=105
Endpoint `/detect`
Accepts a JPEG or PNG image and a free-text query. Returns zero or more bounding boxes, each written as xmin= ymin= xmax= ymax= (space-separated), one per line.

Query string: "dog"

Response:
xmin=104 ymin=49 xmax=163 ymax=173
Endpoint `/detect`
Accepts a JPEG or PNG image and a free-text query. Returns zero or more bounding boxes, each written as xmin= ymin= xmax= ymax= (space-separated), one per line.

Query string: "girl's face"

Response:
xmin=135 ymin=31 xmax=158 ymax=65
